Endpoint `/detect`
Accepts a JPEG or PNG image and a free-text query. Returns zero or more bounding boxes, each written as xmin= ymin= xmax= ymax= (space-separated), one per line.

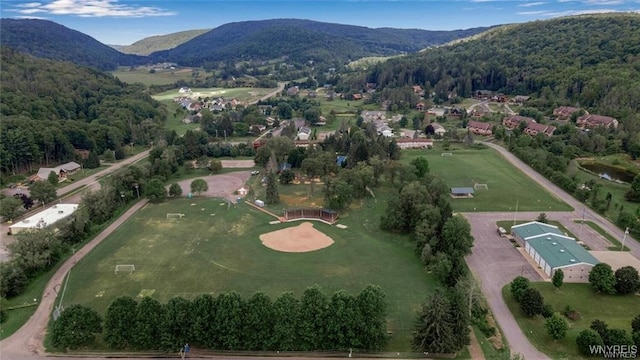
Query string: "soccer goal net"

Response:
xmin=166 ymin=213 xmax=185 ymax=219
xmin=441 ymin=152 xmax=453 ymax=157
xmin=474 ymin=183 xmax=489 ymax=190
xmin=114 ymin=264 xmax=136 ymax=274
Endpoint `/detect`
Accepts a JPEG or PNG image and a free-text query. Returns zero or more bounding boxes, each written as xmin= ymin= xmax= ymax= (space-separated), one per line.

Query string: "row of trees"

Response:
xmin=576 ymin=317 xmax=640 ymax=356
xmin=52 ymin=285 xmax=388 ymax=352
xmin=588 ymin=263 xmax=640 ymax=295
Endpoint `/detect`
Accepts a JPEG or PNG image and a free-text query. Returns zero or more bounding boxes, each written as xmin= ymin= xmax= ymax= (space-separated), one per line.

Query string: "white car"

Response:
xmin=251 ymin=170 xmax=260 ymax=175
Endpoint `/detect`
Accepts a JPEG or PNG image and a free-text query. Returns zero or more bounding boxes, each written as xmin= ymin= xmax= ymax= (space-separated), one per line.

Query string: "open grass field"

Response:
xmin=317 ymin=98 xmax=379 ymax=115
xmin=110 ymin=68 xmax=202 ymax=86
xmin=153 ymin=87 xmax=276 ymax=102
xmin=160 ymin=100 xmax=200 ymax=135
xmin=401 ymin=146 xmax=573 ymax=212
xmin=60 ymin=197 xmax=438 ymax=351
xmin=503 ymin=282 xmax=637 ymax=359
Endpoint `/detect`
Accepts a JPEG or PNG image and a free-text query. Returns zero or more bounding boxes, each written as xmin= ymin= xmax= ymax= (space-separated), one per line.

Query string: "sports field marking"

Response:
xmin=137 ymin=289 xmax=156 ymax=297
xmin=211 ymin=260 xmax=242 ymax=273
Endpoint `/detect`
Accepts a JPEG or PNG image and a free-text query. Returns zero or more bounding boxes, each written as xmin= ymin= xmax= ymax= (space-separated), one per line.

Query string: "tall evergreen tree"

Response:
xmin=265 ymin=171 xmax=279 ymax=205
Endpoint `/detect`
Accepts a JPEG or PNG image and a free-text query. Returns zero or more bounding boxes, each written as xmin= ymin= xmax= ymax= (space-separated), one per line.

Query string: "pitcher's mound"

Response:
xmin=260 ymin=222 xmax=334 ymax=253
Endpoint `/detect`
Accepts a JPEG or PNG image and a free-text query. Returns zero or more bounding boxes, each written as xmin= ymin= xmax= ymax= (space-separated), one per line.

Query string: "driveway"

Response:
xmin=464 ymin=212 xmax=548 ymax=360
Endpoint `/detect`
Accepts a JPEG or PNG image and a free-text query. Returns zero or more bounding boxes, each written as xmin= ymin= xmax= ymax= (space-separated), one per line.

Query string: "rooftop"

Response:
xmin=527 ymin=234 xmax=599 ymax=269
xmin=451 ymin=187 xmax=475 ymax=194
xmin=512 ymin=221 xmax=564 ymax=240
xmin=10 ymin=204 xmax=79 ymax=230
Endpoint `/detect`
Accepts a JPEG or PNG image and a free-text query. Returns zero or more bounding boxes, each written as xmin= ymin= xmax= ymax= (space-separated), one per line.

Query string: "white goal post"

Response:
xmin=474 ymin=183 xmax=489 ymax=190
xmin=114 ymin=264 xmax=136 ymax=274
xmin=166 ymin=213 xmax=185 ymax=219
xmin=441 ymin=152 xmax=453 ymax=157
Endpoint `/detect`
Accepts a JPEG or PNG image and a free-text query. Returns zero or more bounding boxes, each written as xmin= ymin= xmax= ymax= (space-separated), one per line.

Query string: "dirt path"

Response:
xmin=467 ymin=326 xmax=486 ymax=360
xmin=0 ymin=200 xmax=149 ymax=360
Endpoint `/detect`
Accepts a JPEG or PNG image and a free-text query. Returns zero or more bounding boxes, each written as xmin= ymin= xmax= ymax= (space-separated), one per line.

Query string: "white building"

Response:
xmin=9 ymin=204 xmax=79 ymax=235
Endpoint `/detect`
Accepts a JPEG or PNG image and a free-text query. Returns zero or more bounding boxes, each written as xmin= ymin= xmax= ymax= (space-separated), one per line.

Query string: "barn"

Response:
xmin=512 ymin=221 xmax=599 ymax=282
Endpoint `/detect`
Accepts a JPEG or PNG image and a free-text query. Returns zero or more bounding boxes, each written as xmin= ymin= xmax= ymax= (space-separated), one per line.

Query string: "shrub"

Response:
xmin=510 ymin=276 xmax=530 ymax=303
xmin=576 ymin=329 xmax=603 ymax=356
xmin=564 ymin=304 xmax=581 ymax=321
xmin=541 ymin=304 xmax=554 ymax=319
xmin=519 ymin=288 xmax=544 ymax=317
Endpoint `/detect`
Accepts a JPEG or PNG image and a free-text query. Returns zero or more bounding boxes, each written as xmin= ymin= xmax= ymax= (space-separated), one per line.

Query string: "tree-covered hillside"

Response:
xmin=151 ymin=19 xmax=491 ymax=67
xmin=363 ymin=14 xmax=640 ymax=121
xmin=0 ymin=19 xmax=147 ymax=71
xmin=0 ymin=48 xmax=166 ymax=176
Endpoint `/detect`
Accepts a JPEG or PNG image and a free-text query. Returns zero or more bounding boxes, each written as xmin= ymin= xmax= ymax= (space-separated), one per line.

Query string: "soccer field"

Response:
xmin=61 ymin=198 xmax=436 ymax=351
xmin=402 ymin=146 xmax=573 ymax=212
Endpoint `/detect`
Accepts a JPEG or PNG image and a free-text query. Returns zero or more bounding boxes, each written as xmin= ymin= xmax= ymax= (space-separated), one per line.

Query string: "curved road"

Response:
xmin=464 ymin=142 xmax=640 ymax=360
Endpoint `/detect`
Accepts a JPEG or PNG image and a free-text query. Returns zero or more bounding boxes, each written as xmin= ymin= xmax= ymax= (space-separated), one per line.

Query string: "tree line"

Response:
xmin=51 ymin=285 xmax=388 ymax=352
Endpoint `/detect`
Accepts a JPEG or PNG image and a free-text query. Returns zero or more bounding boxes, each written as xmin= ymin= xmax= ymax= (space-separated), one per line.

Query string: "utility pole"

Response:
xmin=621 ymin=227 xmax=629 ymax=251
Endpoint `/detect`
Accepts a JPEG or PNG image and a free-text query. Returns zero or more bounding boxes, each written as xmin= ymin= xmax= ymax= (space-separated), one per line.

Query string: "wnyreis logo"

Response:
xmin=589 ymin=345 xmax=638 ymax=358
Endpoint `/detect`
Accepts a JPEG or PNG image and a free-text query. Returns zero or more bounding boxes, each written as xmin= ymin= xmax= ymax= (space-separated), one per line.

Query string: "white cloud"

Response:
xmin=12 ymin=15 xmax=49 ymax=20
xmin=517 ymin=10 xmax=549 ymax=14
xmin=542 ymin=7 xmax=622 ymax=16
xmin=518 ymin=2 xmax=546 ymax=6
xmin=582 ymin=0 xmax=624 ymax=5
xmin=11 ymin=0 xmax=176 ymax=17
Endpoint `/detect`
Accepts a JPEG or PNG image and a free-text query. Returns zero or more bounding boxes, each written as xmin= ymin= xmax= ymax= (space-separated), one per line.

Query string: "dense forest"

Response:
xmin=150 ymin=19 xmax=491 ymax=67
xmin=0 ymin=19 xmax=147 ymax=71
xmin=359 ymin=14 xmax=640 ymax=122
xmin=0 ymin=48 xmax=166 ymax=176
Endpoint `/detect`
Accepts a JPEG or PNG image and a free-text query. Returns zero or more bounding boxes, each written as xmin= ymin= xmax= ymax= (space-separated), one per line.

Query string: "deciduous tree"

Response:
xmin=29 ymin=180 xmax=57 ymax=204
xmin=47 ymin=171 xmax=59 ymax=186
xmin=168 ymin=183 xmax=183 ymax=197
xmin=589 ymin=263 xmax=617 ymax=294
xmin=614 ymin=266 xmax=640 ymax=295
xmin=133 ymin=297 xmax=164 ymax=350
xmin=545 ymin=313 xmax=568 ymax=341
xmin=144 ymin=178 xmax=166 ymax=203
xmin=104 ymin=296 xmax=138 ymax=349
xmin=552 ymin=269 xmax=564 ymax=290
xmin=519 ymin=288 xmax=544 ymax=317
xmin=190 ymin=178 xmax=208 ymax=196
xmin=576 ymin=329 xmax=603 ymax=356
xmin=51 ymin=304 xmax=102 ymax=350
xmin=272 ymin=292 xmax=300 ymax=351
xmin=0 ymin=196 xmax=22 ymax=220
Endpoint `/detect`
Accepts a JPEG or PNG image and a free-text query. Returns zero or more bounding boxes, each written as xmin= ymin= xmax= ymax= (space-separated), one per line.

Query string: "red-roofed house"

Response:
xmin=416 ymin=102 xmax=425 ymax=111
xmin=503 ymin=115 xmax=536 ymax=130
xmin=553 ymin=106 xmax=582 ymax=121
xmin=576 ymin=114 xmax=619 ymax=129
xmin=467 ymin=121 xmax=493 ymax=135
xmin=525 ymin=122 xmax=556 ymax=137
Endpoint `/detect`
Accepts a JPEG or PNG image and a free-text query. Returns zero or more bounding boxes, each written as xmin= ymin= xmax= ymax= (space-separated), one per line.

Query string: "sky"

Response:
xmin=2 ymin=0 xmax=639 ymax=45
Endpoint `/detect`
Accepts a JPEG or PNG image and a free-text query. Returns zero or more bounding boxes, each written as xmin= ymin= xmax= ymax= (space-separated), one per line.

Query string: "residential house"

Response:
xmin=187 ymin=102 xmax=202 ymax=111
xmin=361 ymin=111 xmax=386 ymax=122
xmin=412 ymin=85 xmax=423 ymax=94
xmin=426 ymin=107 xmax=446 ymax=117
xmin=297 ymin=126 xmax=312 ymax=141
xmin=307 ymin=91 xmax=318 ymax=98
xmin=258 ymin=105 xmax=273 ymax=114
xmin=525 ymin=122 xmax=556 ymax=137
xmin=431 ymin=123 xmax=447 ymax=136
xmin=210 ymin=104 xmax=224 ymax=112
xmin=471 ymin=107 xmax=489 ymax=118
xmin=179 ymin=87 xmax=191 ymax=93
xmin=377 ymin=125 xmax=394 ymax=138
xmin=467 ymin=121 xmax=493 ymax=135
xmin=287 ymin=86 xmax=299 ymax=96
xmin=30 ymin=162 xmax=82 ymax=182
xmin=491 ymin=94 xmax=508 ymax=103
xmin=416 ymin=102 xmax=425 ymax=111
xmin=474 ymin=90 xmax=492 ymax=100
xmin=180 ymin=99 xmax=191 ymax=108
xmin=449 ymin=107 xmax=464 ymax=117
xmin=576 ymin=114 xmax=619 ymax=129
xmin=316 ymin=116 xmax=327 ymax=126
xmin=511 ymin=95 xmax=530 ymax=105
xmin=396 ymin=138 xmax=434 ymax=149
xmin=352 ymin=93 xmax=363 ymax=100
xmin=553 ymin=106 xmax=582 ymax=121
xmin=266 ymin=117 xmax=276 ymax=125
xmin=503 ymin=115 xmax=536 ymax=130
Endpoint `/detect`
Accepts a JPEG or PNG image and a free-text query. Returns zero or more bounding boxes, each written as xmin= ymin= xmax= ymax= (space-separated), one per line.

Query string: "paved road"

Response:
xmin=464 ymin=142 xmax=640 ymax=360
xmin=0 ymin=151 xmax=151 ymax=262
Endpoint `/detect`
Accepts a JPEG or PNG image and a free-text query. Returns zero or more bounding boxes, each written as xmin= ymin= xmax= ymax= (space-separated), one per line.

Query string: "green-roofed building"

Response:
xmin=511 ymin=221 xmax=599 ymax=282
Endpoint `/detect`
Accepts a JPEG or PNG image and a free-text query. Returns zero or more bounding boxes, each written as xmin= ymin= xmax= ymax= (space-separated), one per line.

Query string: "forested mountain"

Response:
xmin=116 ymin=29 xmax=210 ymax=56
xmin=150 ymin=19 xmax=491 ymax=67
xmin=0 ymin=19 xmax=147 ymax=71
xmin=0 ymin=48 xmax=167 ymax=176
xmin=362 ymin=14 xmax=640 ymax=123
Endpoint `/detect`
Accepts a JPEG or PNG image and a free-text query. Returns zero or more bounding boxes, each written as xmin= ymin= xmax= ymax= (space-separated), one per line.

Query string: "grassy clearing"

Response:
xmin=573 ymin=220 xmax=630 ymax=251
xmin=60 ymin=197 xmax=438 ymax=351
xmin=401 ymin=145 xmax=572 ymax=212
xmin=503 ymin=282 xmax=637 ymax=359
xmin=160 ymin=100 xmax=200 ymax=135
xmin=110 ymin=68 xmax=201 ymax=86
xmin=316 ymin=98 xmax=379 ymax=115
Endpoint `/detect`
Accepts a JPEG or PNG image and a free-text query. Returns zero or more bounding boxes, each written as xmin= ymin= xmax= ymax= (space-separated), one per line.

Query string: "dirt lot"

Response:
xmin=260 ymin=222 xmax=334 ymax=253
xmin=174 ymin=171 xmax=251 ymax=200
xmin=220 ymin=160 xmax=255 ymax=168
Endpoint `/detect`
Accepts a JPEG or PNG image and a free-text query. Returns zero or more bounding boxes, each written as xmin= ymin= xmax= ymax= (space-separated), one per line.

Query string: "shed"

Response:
xmin=450 ymin=187 xmax=475 ymax=198
xmin=254 ymin=200 xmax=265 ymax=208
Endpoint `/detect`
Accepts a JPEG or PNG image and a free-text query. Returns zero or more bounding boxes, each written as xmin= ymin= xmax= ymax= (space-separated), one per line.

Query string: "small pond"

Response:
xmin=579 ymin=162 xmax=637 ymax=183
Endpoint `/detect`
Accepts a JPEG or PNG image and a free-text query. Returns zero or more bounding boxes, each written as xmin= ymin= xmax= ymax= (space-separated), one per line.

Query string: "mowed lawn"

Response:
xmin=110 ymin=68 xmax=200 ymax=86
xmin=62 ymin=198 xmax=436 ymax=351
xmin=503 ymin=282 xmax=637 ymax=359
xmin=401 ymin=147 xmax=573 ymax=212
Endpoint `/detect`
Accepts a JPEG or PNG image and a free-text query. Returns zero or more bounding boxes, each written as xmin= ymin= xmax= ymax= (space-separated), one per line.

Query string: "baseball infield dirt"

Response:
xmin=260 ymin=222 xmax=334 ymax=253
